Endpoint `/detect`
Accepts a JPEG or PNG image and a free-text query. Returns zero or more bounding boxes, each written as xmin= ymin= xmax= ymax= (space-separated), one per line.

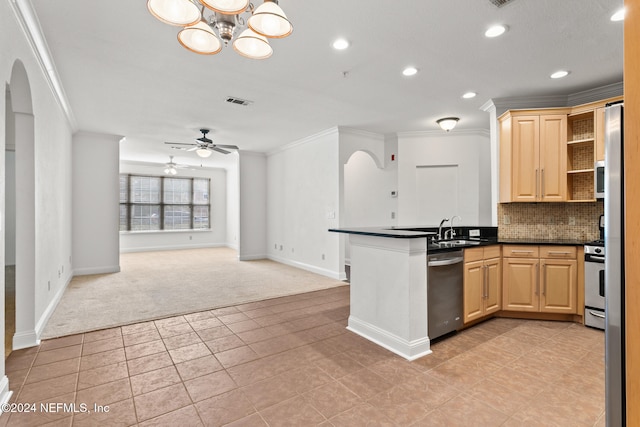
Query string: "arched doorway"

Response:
xmin=5 ymin=60 xmax=37 ymax=355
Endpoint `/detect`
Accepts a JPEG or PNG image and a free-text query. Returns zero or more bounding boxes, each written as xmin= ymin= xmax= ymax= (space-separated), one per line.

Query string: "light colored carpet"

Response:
xmin=42 ymin=247 xmax=346 ymax=339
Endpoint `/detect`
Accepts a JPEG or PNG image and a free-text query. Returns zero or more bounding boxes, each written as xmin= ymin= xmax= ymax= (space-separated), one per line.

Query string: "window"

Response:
xmin=120 ymin=174 xmax=210 ymax=232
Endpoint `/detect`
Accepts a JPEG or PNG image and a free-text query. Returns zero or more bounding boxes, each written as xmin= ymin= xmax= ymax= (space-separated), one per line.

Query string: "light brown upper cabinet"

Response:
xmin=595 ymin=106 xmax=606 ymax=162
xmin=499 ymin=111 xmax=568 ymax=202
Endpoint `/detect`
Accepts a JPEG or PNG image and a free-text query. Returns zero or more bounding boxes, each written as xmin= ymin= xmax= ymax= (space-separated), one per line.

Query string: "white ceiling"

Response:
xmin=30 ymin=0 xmax=623 ymax=167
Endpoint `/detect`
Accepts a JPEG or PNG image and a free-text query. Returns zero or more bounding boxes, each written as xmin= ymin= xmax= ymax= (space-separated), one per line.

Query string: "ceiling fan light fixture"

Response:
xmin=196 ymin=148 xmax=213 ymax=158
xmin=178 ymin=20 xmax=223 ymax=54
xmin=199 ymin=0 xmax=249 ymax=15
xmin=248 ymin=0 xmax=293 ymax=38
xmin=147 ymin=0 xmax=201 ymax=26
xmin=233 ymin=28 xmax=273 ymax=59
xmin=437 ymin=117 xmax=459 ymax=132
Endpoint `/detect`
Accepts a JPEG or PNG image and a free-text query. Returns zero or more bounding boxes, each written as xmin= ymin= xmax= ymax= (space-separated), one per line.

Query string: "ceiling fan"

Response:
xmin=163 ymin=155 xmax=192 ymax=175
xmin=165 ymin=129 xmax=239 ymax=158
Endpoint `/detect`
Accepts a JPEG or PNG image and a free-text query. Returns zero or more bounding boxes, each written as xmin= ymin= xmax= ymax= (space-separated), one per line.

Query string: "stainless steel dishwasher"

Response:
xmin=427 ymin=250 xmax=464 ymax=340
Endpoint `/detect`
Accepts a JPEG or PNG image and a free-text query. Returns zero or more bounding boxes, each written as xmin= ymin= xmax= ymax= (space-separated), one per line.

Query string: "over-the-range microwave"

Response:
xmin=595 ymin=160 xmax=605 ymax=199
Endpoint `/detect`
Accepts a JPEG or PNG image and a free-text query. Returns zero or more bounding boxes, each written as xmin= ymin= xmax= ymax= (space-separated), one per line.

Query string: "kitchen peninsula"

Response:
xmin=329 ymin=227 xmax=436 ymax=360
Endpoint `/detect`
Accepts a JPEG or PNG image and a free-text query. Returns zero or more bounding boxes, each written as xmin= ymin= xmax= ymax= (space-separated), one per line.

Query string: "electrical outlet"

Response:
xmin=391 ymin=212 xmax=396 ymax=219
xmin=503 ymin=215 xmax=511 ymax=225
xmin=469 ymin=229 xmax=481 ymax=237
xmin=569 ymin=217 xmax=576 ymax=225
xmin=279 ymin=245 xmax=283 ymax=251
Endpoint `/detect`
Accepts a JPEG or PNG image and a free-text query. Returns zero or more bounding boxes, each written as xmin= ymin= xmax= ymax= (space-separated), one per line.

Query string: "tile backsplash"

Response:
xmin=498 ymin=201 xmax=603 ymax=241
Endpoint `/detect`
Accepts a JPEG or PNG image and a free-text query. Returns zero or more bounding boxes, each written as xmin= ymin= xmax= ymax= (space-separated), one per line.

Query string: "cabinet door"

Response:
xmin=539 ymin=115 xmax=567 ymax=201
xmin=595 ymin=107 xmax=606 ymax=161
xmin=540 ymin=259 xmax=577 ymax=313
xmin=511 ymin=116 xmax=540 ymax=202
xmin=502 ymin=258 xmax=538 ymax=312
xmin=463 ymin=260 xmax=485 ymax=323
xmin=484 ymin=257 xmax=502 ymax=315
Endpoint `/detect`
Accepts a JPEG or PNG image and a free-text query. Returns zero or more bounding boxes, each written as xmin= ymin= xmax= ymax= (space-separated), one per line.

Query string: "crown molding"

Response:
xmin=568 ymin=81 xmax=623 ymax=106
xmin=337 ymin=127 xmax=385 ymax=141
xmin=267 ymin=127 xmax=339 ymax=156
xmin=9 ymin=0 xmax=77 ymax=131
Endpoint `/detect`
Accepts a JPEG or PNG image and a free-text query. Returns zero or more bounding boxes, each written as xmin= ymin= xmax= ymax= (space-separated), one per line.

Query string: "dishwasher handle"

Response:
xmin=428 ymin=257 xmax=464 ymax=267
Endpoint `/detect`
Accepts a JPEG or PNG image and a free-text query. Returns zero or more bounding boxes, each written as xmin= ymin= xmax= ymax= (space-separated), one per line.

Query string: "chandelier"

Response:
xmin=147 ymin=0 xmax=293 ymax=60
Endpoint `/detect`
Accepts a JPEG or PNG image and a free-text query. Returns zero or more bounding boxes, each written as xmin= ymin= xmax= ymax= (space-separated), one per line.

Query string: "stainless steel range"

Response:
xmin=584 ymin=239 xmax=605 ymax=329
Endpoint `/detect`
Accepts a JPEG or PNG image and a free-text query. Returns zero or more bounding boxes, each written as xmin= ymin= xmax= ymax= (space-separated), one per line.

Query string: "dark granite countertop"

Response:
xmin=329 ymin=227 xmax=589 ymax=253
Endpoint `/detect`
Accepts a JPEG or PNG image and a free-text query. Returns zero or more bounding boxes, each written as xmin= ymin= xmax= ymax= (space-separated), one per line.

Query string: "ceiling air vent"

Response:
xmin=225 ymin=96 xmax=253 ymax=106
xmin=489 ymin=0 xmax=515 ymax=7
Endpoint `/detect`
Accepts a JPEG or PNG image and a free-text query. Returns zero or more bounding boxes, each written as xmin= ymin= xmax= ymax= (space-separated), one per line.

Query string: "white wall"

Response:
xmin=1 ymin=0 xmax=75 ymax=389
xmin=119 ymin=161 xmax=228 ymax=253
xmin=72 ymin=131 xmax=120 ymax=275
xmin=226 ymin=154 xmax=239 ymax=250
xmin=397 ymin=130 xmax=492 ymax=227
xmin=238 ymin=152 xmax=267 ymax=260
xmin=4 ymin=151 xmax=16 ymax=266
xmin=267 ymin=128 xmax=341 ymax=278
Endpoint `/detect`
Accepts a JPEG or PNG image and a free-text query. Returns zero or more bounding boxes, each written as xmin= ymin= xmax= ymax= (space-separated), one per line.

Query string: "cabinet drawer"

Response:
xmin=464 ymin=247 xmax=484 ymax=263
xmin=483 ymin=245 xmax=501 ymax=259
xmin=540 ymin=246 xmax=577 ymax=259
xmin=502 ymin=245 xmax=539 ymax=258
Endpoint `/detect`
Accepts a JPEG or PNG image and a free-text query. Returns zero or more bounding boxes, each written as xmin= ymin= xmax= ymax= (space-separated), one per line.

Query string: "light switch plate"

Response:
xmin=469 ymin=229 xmax=480 ymax=237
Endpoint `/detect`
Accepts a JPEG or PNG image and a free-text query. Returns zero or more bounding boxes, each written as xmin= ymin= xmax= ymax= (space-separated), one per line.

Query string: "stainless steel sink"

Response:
xmin=433 ymin=239 xmax=482 ymax=248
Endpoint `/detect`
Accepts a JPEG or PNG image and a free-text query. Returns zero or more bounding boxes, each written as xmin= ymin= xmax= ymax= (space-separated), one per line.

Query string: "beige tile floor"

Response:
xmin=1 ymin=286 xmax=605 ymax=426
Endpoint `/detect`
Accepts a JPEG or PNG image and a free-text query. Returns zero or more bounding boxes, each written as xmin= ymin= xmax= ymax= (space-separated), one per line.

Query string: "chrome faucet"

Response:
xmin=437 ymin=218 xmax=449 ymax=241
xmin=444 ymin=215 xmax=461 ymax=239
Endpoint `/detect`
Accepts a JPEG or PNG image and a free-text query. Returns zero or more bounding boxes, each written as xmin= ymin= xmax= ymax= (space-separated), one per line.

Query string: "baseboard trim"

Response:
xmin=347 ymin=316 xmax=431 ymax=361
xmin=12 ymin=330 xmax=40 ymax=350
xmin=0 ymin=376 xmax=12 ymax=407
xmin=73 ymin=265 xmax=121 ymax=276
xmin=120 ymin=243 xmax=226 ymax=254
xmin=34 ymin=273 xmax=73 ymax=342
xmin=238 ymin=254 xmax=267 ymax=261
xmin=268 ymin=255 xmax=345 ymax=280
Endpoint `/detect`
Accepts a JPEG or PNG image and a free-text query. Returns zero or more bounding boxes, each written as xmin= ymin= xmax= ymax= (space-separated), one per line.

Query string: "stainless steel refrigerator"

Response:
xmin=604 ymin=101 xmax=625 ymax=426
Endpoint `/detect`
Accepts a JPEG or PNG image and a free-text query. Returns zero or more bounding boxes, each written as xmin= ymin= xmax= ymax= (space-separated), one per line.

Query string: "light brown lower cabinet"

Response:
xmin=502 ymin=245 xmax=577 ymax=314
xmin=463 ymin=246 xmax=502 ymax=323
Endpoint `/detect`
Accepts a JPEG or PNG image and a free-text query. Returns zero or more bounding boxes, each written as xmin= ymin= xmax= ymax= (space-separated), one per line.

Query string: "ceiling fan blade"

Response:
xmin=164 ymin=142 xmax=195 ymax=146
xmin=212 ymin=147 xmax=231 ymax=154
xmin=215 ymin=144 xmax=239 ymax=149
xmin=187 ymin=147 xmax=198 ymax=152
xmin=170 ymin=146 xmax=189 ymax=151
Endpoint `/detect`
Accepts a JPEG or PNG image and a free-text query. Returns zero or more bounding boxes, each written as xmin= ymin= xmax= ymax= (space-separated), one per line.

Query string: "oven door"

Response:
xmin=584 ymin=254 xmax=605 ymax=310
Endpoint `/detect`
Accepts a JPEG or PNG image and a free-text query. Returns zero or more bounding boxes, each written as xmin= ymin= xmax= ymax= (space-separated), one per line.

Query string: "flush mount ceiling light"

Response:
xmin=437 ymin=117 xmax=459 ymax=132
xmin=611 ymin=8 xmax=625 ymax=21
xmin=485 ymin=24 xmax=507 ymax=38
xmin=550 ymin=70 xmax=570 ymax=79
xmin=402 ymin=66 xmax=418 ymax=77
xmin=164 ymin=156 xmax=179 ymax=175
xmin=148 ymin=0 xmax=292 ymax=59
xmin=332 ymin=38 xmax=350 ymax=50
xmin=462 ymin=92 xmax=477 ymax=99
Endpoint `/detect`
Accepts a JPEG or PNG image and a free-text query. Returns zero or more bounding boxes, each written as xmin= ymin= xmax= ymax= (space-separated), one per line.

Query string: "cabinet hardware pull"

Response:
xmin=542 ymin=263 xmax=546 ymax=295
xmin=535 ymin=263 xmax=539 ymax=295
xmin=535 ymin=169 xmax=539 ymax=199
xmin=541 ymin=169 xmax=545 ymax=197
xmin=547 ymin=251 xmax=571 ymax=256
xmin=484 ymin=265 xmax=488 ymax=299
xmin=511 ymin=250 xmax=534 ymax=254
xmin=589 ymin=310 xmax=606 ymax=319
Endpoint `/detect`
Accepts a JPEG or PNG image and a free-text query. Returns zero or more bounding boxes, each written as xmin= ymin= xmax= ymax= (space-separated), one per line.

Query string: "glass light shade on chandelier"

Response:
xmin=199 ymin=0 xmax=250 ymax=15
xmin=248 ymin=1 xmax=292 ymax=38
xmin=147 ymin=0 xmax=292 ymax=59
xmin=196 ymin=148 xmax=213 ymax=158
xmin=147 ymin=0 xmax=201 ymax=26
xmin=178 ymin=20 xmax=222 ymax=54
xmin=233 ymin=28 xmax=272 ymax=59
xmin=164 ymin=166 xmax=178 ymax=175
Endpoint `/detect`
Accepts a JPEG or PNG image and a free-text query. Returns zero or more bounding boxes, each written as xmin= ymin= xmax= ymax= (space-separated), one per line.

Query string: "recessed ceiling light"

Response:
xmin=550 ymin=70 xmax=570 ymax=79
xmin=402 ymin=66 xmax=418 ymax=77
xmin=611 ymin=8 xmax=625 ymax=21
xmin=462 ymin=92 xmax=477 ymax=99
xmin=332 ymin=38 xmax=349 ymax=50
xmin=485 ymin=25 xmax=507 ymax=38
